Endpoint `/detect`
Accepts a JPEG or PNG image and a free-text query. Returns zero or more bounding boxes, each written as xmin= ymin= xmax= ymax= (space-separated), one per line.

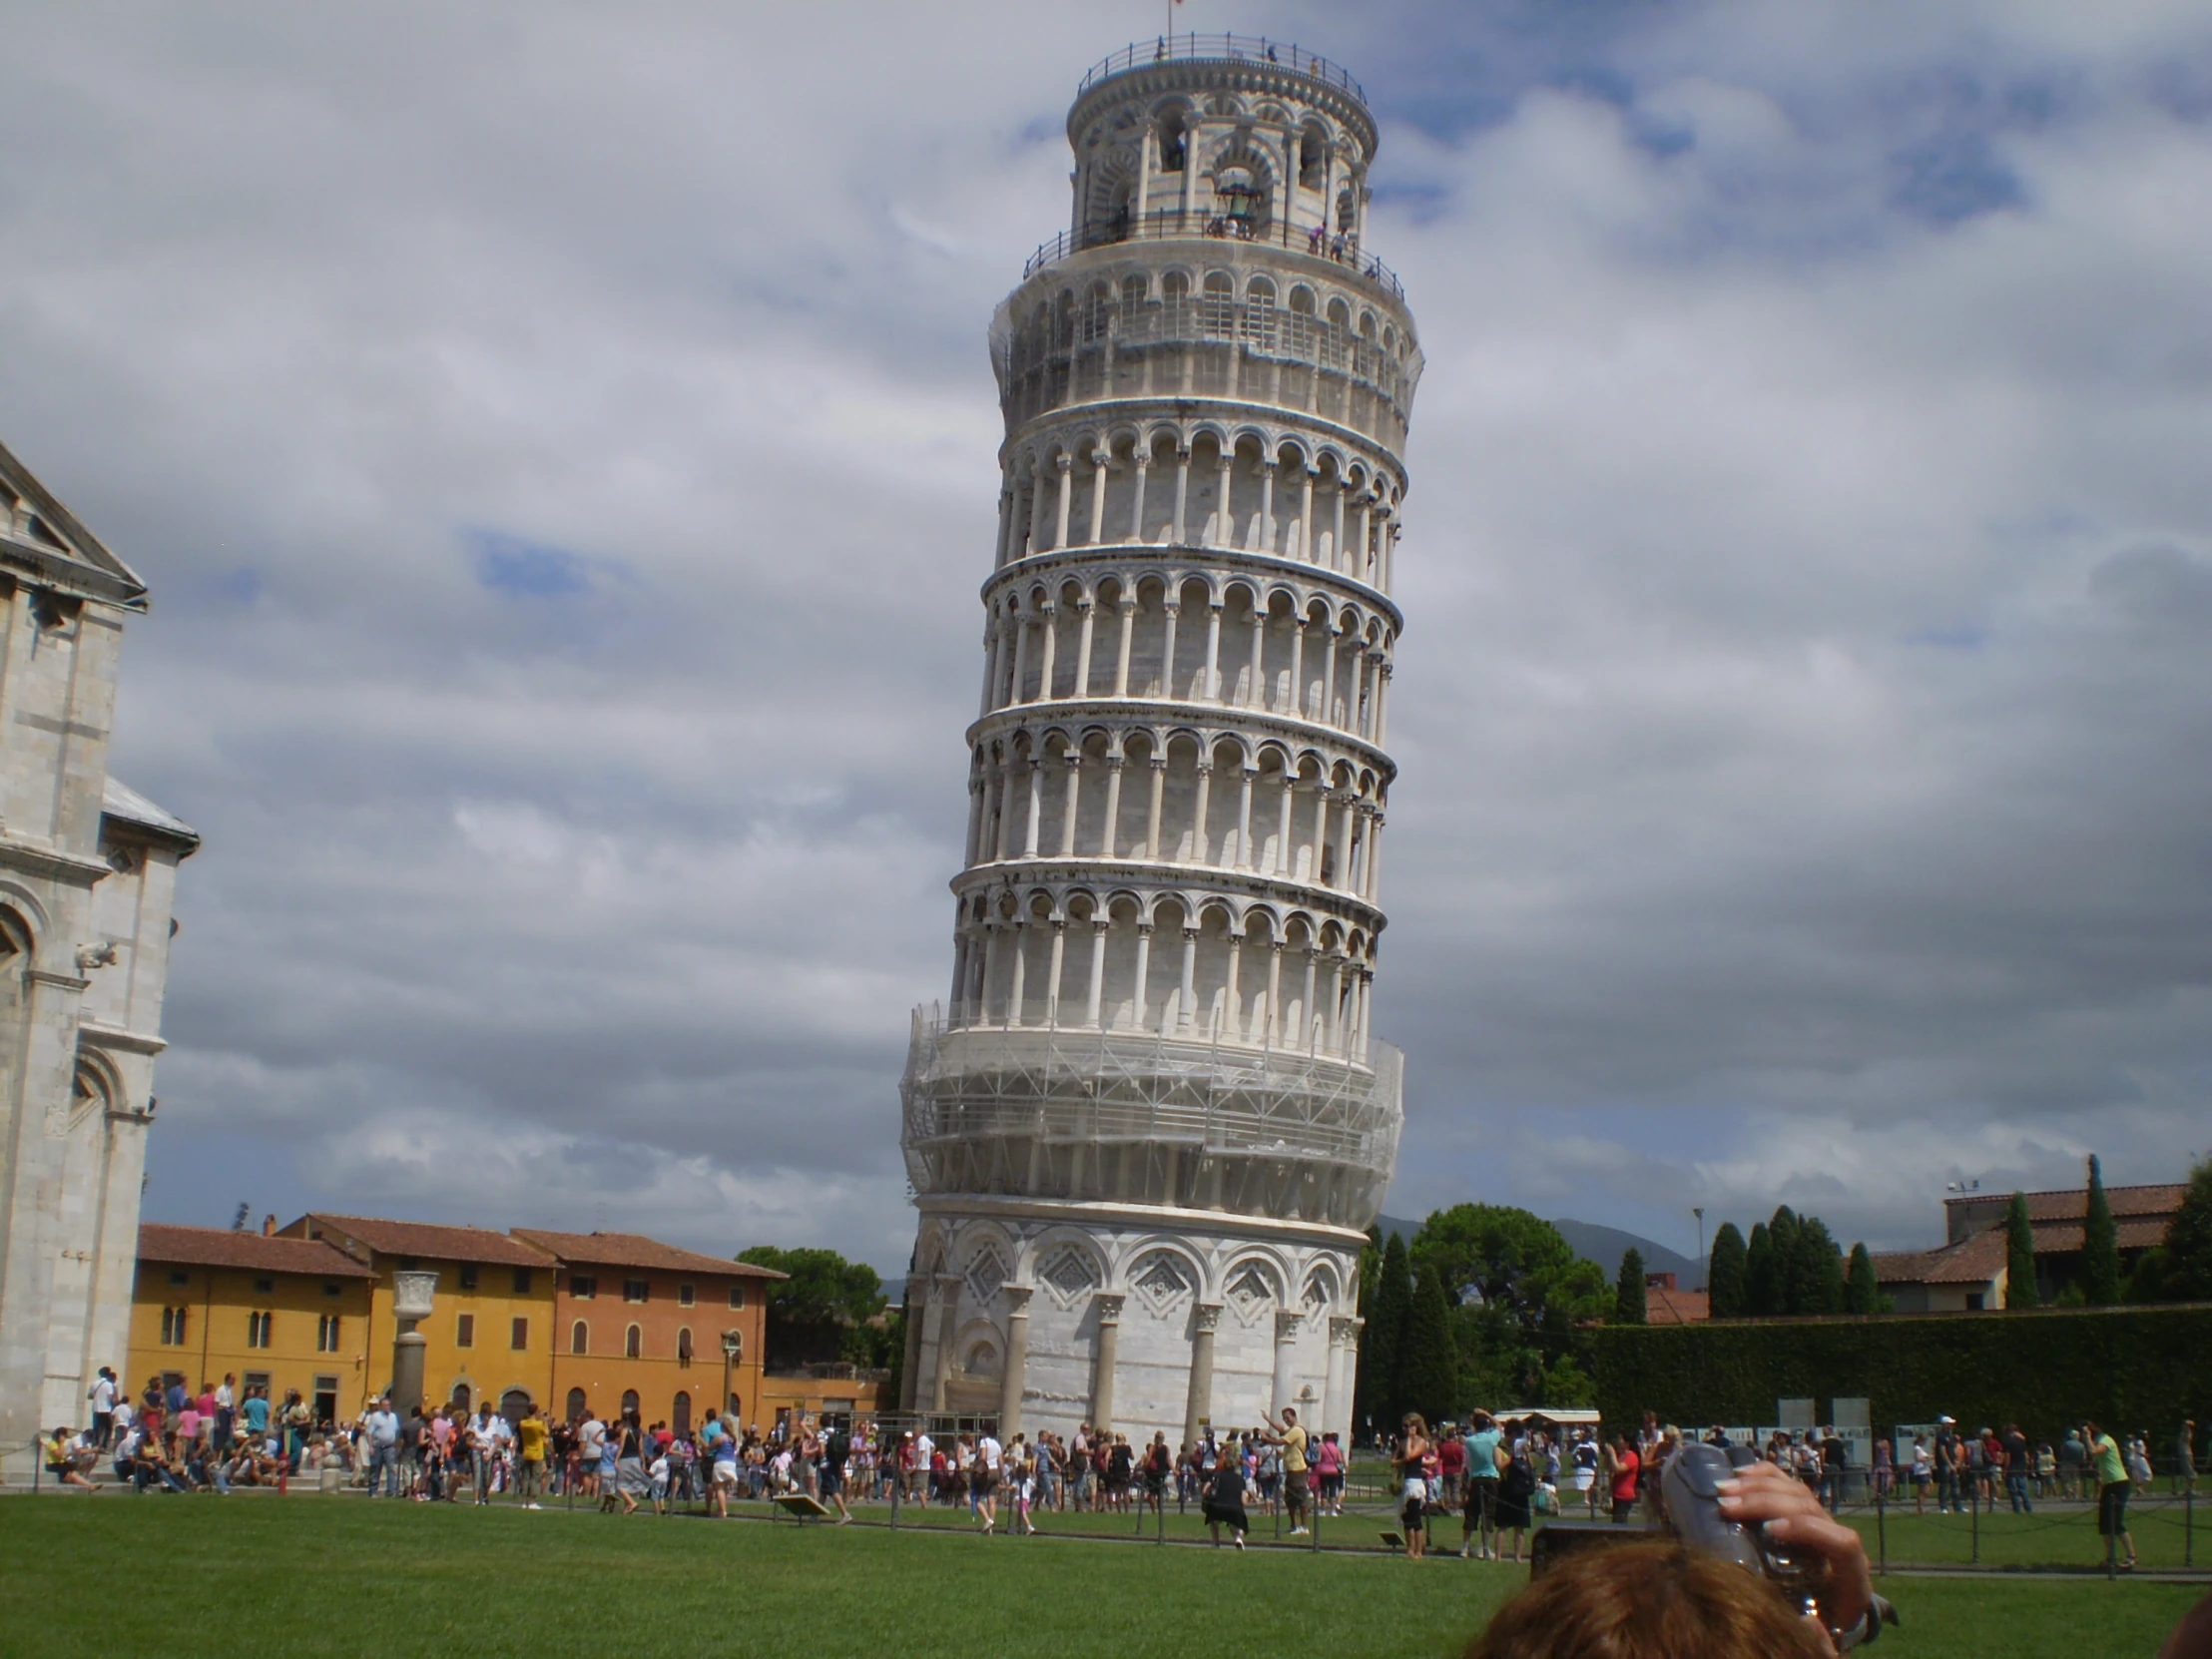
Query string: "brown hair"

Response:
xmin=1462 ymin=1542 xmax=1829 ymax=1659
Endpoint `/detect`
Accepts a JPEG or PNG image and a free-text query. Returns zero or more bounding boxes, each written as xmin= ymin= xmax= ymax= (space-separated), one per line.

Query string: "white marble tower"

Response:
xmin=0 ymin=439 xmax=198 ymax=1476
xmin=900 ymin=36 xmax=1418 ymax=1447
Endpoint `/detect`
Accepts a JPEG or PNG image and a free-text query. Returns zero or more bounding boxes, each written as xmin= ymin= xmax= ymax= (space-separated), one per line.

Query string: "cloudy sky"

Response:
xmin=5 ymin=0 xmax=2208 ymax=1276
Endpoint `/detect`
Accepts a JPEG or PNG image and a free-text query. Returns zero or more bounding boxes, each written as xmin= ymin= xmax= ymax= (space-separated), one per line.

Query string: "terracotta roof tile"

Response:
xmin=294 ymin=1214 xmax=555 ymax=1269
xmin=139 ymin=1224 xmax=373 ymax=1279
xmin=1645 ymin=1286 xmax=1709 ymax=1325
xmin=510 ymin=1229 xmax=787 ymax=1281
xmin=1874 ymin=1230 xmax=2007 ymax=1287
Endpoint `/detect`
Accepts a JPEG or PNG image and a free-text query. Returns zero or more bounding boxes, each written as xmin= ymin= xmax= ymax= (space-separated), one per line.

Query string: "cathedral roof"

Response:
xmin=289 ymin=1213 xmax=557 ymax=1270
xmin=0 ymin=435 xmax=148 ymax=607
xmin=103 ymin=778 xmax=201 ymax=850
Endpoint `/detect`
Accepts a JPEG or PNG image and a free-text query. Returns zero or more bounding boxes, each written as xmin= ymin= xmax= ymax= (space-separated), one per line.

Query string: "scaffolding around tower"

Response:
xmin=902 ymin=1007 xmax=1401 ymax=1230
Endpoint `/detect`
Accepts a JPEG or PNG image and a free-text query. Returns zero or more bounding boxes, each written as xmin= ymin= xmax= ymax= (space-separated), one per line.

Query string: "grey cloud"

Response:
xmin=3 ymin=0 xmax=2208 ymax=1269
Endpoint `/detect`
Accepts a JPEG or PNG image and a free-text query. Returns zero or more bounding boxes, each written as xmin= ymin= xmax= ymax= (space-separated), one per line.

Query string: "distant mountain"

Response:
xmin=1376 ymin=1213 xmax=1701 ymax=1291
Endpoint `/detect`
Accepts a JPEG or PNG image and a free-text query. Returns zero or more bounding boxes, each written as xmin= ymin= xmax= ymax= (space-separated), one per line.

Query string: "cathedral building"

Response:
xmin=0 ymin=438 xmax=197 ymax=1473
xmin=898 ymin=36 xmax=1419 ymax=1446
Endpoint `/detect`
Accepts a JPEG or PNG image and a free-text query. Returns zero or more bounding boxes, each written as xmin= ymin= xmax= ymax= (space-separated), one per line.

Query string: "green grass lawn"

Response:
xmin=1 ymin=1494 xmax=2203 ymax=1659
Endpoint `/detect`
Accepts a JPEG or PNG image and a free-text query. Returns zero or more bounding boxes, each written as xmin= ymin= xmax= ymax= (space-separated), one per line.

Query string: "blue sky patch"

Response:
xmin=467 ymin=530 xmax=597 ymax=598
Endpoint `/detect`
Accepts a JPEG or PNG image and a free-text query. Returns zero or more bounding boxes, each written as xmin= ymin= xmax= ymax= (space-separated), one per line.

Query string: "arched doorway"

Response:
xmin=564 ymin=1386 xmax=587 ymax=1423
xmin=620 ymin=1388 xmax=639 ymax=1422
xmin=449 ymin=1382 xmax=472 ymax=1411
xmin=499 ymin=1387 xmax=531 ymax=1424
xmin=673 ymin=1391 xmax=692 ymax=1435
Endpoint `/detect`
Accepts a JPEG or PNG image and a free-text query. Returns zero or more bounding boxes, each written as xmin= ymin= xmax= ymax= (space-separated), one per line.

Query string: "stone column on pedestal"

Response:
xmin=389 ymin=1271 xmax=438 ymax=1416
xmin=1089 ymin=1294 xmax=1123 ymax=1434
xmin=1182 ymin=1302 xmax=1222 ymax=1448
xmin=997 ymin=1284 xmax=1032 ymax=1438
xmin=1271 ymin=1309 xmax=1304 ymax=1419
xmin=930 ymin=1274 xmax=962 ymax=1412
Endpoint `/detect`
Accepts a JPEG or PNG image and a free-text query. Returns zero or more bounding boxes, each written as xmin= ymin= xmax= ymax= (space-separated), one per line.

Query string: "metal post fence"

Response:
xmin=1875 ymin=1479 xmax=1887 ymax=1575
xmin=2187 ymin=1481 xmax=2194 ymax=1568
xmin=1969 ymin=1479 xmax=1979 ymax=1565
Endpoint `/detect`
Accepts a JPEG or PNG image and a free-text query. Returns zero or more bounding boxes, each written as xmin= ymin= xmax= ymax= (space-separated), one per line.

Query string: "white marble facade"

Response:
xmin=899 ymin=40 xmax=1416 ymax=1447
xmin=0 ymin=438 xmax=197 ymax=1475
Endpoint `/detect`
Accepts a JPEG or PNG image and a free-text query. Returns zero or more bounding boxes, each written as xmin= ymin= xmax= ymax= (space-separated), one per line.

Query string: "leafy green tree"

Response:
xmin=1410 ymin=1204 xmax=1609 ymax=1407
xmin=1707 ymin=1222 xmax=1748 ymax=1320
xmin=1845 ymin=1242 xmax=1880 ymax=1315
xmin=1399 ymin=1261 xmax=1459 ymax=1423
xmin=2004 ymin=1192 xmax=2038 ymax=1310
xmin=1743 ymin=1222 xmax=1774 ymax=1317
xmin=1765 ymin=1208 xmax=1804 ymax=1313
xmin=1358 ymin=1231 xmax=1413 ymax=1433
xmin=736 ymin=1245 xmax=886 ymax=1369
xmin=2163 ymin=1158 xmax=2212 ymax=1303
xmin=1614 ymin=1248 xmax=1647 ymax=1325
xmin=2081 ymin=1155 xmax=2121 ymax=1306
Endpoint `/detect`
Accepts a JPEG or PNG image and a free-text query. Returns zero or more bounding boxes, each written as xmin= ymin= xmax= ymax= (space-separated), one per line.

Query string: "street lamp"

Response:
xmin=721 ymin=1331 xmax=743 ymax=1425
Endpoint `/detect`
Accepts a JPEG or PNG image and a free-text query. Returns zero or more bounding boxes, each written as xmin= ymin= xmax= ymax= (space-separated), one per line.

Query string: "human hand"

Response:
xmin=1718 ymin=1460 xmax=1874 ymax=1646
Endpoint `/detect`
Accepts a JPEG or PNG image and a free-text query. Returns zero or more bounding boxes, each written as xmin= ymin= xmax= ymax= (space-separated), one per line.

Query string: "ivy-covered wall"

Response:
xmin=1594 ymin=1305 xmax=2212 ymax=1435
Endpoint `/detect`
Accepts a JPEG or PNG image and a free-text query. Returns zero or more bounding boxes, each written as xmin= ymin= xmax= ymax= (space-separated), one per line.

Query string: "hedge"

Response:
xmin=1593 ymin=1304 xmax=2212 ymax=1438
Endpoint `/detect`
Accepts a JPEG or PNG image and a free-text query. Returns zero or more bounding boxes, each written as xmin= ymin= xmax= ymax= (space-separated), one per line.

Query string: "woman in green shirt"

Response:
xmin=2084 ymin=1417 xmax=2137 ymax=1570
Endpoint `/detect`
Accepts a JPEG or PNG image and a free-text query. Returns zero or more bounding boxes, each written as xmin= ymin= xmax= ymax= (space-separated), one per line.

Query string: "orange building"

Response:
xmin=510 ymin=1230 xmax=779 ymax=1434
xmin=129 ymin=1225 xmax=376 ymax=1422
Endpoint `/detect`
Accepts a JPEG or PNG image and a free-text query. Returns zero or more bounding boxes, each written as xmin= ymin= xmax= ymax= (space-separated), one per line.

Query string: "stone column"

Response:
xmin=1054 ymin=454 xmax=1075 ymax=549
xmin=1324 ymin=1316 xmax=1358 ymax=1439
xmin=1131 ymin=924 xmax=1152 ymax=1028
xmin=997 ymin=1284 xmax=1032 ymax=1437
xmin=1288 ymin=618 xmax=1306 ymax=716
xmin=1090 ymin=1294 xmax=1124 ymax=1434
xmin=1099 ymin=756 xmax=1123 ymax=859
xmin=900 ymin=1276 xmax=928 ymax=1410
xmin=1202 ymin=605 xmax=1223 ymax=702
xmin=1145 ymin=757 xmax=1167 ymax=859
xmin=1008 ymin=609 xmax=1031 ymax=706
xmin=1073 ymin=598 xmax=1096 ymax=696
xmin=1088 ymin=452 xmax=1109 ymax=546
xmin=1128 ymin=455 xmax=1150 ymax=544
xmin=1159 ymin=603 xmax=1179 ymax=699
xmin=1321 ymin=625 xmax=1339 ymax=725
xmin=1172 ymin=448 xmax=1191 ymax=544
xmin=930 ymin=1274 xmax=962 ymax=1412
xmin=1214 ymin=454 xmax=1235 ymax=548
xmin=1059 ymin=754 xmax=1082 ymax=854
xmin=1177 ymin=926 xmax=1199 ymax=1033
xmin=1182 ymin=1302 xmax=1222 ymax=1448
xmin=1259 ymin=459 xmax=1277 ymax=551
xmin=1247 ymin=611 xmax=1266 ymax=710
xmin=1299 ymin=469 xmax=1317 ymax=561
xmin=1272 ymin=1309 xmax=1305 ymax=1418
xmin=1114 ymin=595 xmax=1137 ymax=694
xmin=1085 ymin=919 xmax=1110 ymax=1026
xmin=1036 ymin=602 xmax=1059 ymax=701
xmin=1190 ymin=761 xmax=1212 ymax=863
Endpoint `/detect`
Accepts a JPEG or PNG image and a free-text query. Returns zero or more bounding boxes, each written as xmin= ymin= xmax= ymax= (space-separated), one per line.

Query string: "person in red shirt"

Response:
xmin=1437 ymin=1425 xmax=1467 ymax=1507
xmin=1603 ymin=1434 xmax=1641 ymax=1524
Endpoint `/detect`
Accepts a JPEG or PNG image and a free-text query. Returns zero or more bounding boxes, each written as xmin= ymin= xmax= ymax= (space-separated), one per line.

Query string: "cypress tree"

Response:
xmin=2165 ymin=1157 xmax=2212 ymax=1303
xmin=1614 ymin=1248 xmax=1647 ymax=1325
xmin=1399 ymin=1261 xmax=1458 ymax=1422
xmin=2082 ymin=1155 xmax=2121 ymax=1306
xmin=1793 ymin=1216 xmax=1845 ymax=1316
xmin=1359 ymin=1230 xmax=1413 ymax=1430
xmin=1767 ymin=1208 xmax=1803 ymax=1314
xmin=1744 ymin=1222 xmax=1775 ymax=1317
xmin=1707 ymin=1222 xmax=1748 ymax=1320
xmin=2004 ymin=1192 xmax=2038 ymax=1310
xmin=1845 ymin=1242 xmax=1880 ymax=1315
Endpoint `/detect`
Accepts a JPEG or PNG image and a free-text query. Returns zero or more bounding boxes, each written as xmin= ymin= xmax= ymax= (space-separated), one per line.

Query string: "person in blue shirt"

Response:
xmin=240 ymin=1387 xmax=272 ymax=1439
xmin=1460 ymin=1410 xmax=1505 ymax=1559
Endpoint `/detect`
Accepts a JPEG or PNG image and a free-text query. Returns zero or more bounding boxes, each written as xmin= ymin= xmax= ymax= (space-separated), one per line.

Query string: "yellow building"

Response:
xmin=279 ymin=1214 xmax=560 ymax=1418
xmin=129 ymin=1225 xmax=376 ymax=1423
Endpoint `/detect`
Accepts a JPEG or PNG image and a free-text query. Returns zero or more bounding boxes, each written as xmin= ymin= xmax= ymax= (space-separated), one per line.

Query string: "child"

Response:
xmin=1014 ymin=1452 xmax=1037 ymax=1535
xmin=648 ymin=1447 xmax=671 ymax=1515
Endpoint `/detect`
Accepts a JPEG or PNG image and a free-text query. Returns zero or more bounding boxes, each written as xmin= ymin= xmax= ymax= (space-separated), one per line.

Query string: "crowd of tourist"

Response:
xmin=44 ymin=1362 xmax=2196 ymax=1573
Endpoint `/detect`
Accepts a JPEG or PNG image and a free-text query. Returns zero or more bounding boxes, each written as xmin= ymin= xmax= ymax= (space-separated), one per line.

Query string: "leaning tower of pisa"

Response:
xmin=898 ymin=36 xmax=1420 ymax=1449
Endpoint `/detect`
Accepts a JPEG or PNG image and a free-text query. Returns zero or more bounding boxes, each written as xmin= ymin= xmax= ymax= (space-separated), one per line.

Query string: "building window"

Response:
xmin=160 ymin=1306 xmax=189 ymax=1346
xmin=398 ymin=1257 xmax=418 ymax=1271
xmin=316 ymin=1314 xmax=342 ymax=1353
xmin=513 ymin=1268 xmax=533 ymax=1294
xmin=510 ymin=1317 xmax=529 ymax=1351
xmin=167 ymin=1270 xmax=190 ymax=1288
xmin=571 ymin=1275 xmax=597 ymax=1300
xmin=623 ymin=1279 xmax=649 ymax=1304
xmin=255 ymin=1277 xmax=275 ymax=1295
xmin=677 ymin=1328 xmax=693 ymax=1367
xmin=728 ymin=1286 xmax=745 ymax=1311
xmin=678 ymin=1283 xmax=695 ymax=1308
xmin=247 ymin=1311 xmax=273 ymax=1349
xmin=571 ymin=1320 xmax=589 ymax=1356
xmin=322 ymin=1282 xmax=342 ymax=1298
xmin=456 ymin=1313 xmax=476 ymax=1349
xmin=625 ymin=1324 xmax=642 ymax=1360
xmin=460 ymin=1266 xmax=479 ymax=1291
xmin=620 ymin=1388 xmax=639 ymax=1418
